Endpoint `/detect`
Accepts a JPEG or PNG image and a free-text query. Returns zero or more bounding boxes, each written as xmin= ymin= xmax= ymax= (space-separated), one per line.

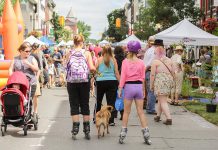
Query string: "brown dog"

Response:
xmin=95 ymin=105 xmax=113 ymax=138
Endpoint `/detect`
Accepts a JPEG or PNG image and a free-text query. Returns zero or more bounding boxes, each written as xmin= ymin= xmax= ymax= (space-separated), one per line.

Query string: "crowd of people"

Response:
xmin=6 ymin=34 xmax=190 ymax=144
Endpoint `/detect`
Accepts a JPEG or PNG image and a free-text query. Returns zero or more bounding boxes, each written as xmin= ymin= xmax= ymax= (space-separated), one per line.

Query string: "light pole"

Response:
xmin=130 ymin=0 xmax=133 ymax=35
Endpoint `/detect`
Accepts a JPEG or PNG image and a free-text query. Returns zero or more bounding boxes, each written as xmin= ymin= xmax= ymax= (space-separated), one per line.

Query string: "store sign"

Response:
xmin=214 ymin=0 xmax=218 ymax=6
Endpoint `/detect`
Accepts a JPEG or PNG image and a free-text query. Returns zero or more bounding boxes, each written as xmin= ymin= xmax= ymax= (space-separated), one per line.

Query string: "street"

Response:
xmin=0 ymin=87 xmax=218 ymax=150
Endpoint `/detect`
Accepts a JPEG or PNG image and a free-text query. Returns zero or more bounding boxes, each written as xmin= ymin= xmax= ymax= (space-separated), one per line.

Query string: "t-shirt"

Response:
xmin=52 ymin=52 xmax=62 ymax=68
xmin=119 ymin=59 xmax=145 ymax=88
xmin=94 ymin=47 xmax=102 ymax=57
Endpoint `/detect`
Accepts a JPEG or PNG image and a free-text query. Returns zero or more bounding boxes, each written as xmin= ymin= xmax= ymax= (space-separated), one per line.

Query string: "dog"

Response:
xmin=95 ymin=105 xmax=113 ymax=138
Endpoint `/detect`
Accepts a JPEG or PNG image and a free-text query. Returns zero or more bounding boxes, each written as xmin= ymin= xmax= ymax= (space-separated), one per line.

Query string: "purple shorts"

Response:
xmin=124 ymin=84 xmax=143 ymax=100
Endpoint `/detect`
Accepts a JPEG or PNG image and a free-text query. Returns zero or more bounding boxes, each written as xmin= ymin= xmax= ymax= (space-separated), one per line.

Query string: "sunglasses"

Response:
xmin=23 ymin=50 xmax=31 ymax=53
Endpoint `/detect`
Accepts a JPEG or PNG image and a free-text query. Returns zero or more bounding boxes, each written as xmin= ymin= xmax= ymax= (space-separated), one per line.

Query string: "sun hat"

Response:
xmin=148 ymin=36 xmax=155 ymax=44
xmin=175 ymin=45 xmax=183 ymax=51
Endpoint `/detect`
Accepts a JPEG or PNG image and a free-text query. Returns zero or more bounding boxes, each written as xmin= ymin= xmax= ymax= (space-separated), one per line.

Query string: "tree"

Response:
xmin=60 ymin=28 xmax=72 ymax=42
xmin=134 ymin=0 xmax=202 ymax=40
xmin=50 ymin=12 xmax=63 ymax=41
xmin=106 ymin=8 xmax=128 ymax=42
xmin=77 ymin=21 xmax=91 ymax=40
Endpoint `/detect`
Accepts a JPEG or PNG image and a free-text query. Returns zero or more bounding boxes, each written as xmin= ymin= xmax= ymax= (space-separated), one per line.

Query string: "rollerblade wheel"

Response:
xmin=72 ymin=134 xmax=77 ymax=140
xmin=119 ymin=138 xmax=124 ymax=144
xmin=85 ymin=133 xmax=90 ymax=140
xmin=23 ymin=125 xmax=28 ymax=136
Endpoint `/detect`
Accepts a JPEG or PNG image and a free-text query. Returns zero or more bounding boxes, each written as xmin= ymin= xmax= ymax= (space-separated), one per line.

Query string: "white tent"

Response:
xmin=155 ymin=19 xmax=218 ymax=46
xmin=57 ymin=40 xmax=66 ymax=46
xmin=118 ymin=34 xmax=146 ymax=47
xmin=24 ymin=36 xmax=45 ymax=45
xmin=99 ymin=40 xmax=110 ymax=46
xmin=66 ymin=40 xmax=74 ymax=46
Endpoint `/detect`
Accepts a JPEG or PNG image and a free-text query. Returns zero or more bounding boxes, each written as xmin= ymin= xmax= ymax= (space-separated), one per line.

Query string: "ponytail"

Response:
xmin=102 ymin=45 xmax=113 ymax=68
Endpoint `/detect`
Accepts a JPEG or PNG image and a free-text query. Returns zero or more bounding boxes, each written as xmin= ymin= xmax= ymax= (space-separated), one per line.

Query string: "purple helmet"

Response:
xmin=127 ymin=41 xmax=141 ymax=53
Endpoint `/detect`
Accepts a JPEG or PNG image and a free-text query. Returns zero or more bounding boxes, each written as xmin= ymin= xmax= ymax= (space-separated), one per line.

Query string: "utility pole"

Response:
xmin=130 ymin=0 xmax=133 ymax=35
xmin=210 ymin=0 xmax=213 ymax=18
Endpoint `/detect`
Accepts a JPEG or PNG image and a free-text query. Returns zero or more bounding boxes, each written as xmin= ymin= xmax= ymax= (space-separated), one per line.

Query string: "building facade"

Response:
xmin=21 ymin=0 xmax=55 ymax=37
xmin=65 ymin=7 xmax=78 ymax=35
xmin=200 ymin=0 xmax=218 ymax=20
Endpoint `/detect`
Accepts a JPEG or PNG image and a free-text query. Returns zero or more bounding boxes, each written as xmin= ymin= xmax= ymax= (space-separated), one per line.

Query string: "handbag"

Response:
xmin=115 ymin=89 xmax=124 ymax=111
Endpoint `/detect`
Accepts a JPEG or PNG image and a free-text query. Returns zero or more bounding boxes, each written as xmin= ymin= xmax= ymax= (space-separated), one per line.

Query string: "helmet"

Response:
xmin=89 ymin=45 xmax=94 ymax=51
xmin=127 ymin=41 xmax=141 ymax=53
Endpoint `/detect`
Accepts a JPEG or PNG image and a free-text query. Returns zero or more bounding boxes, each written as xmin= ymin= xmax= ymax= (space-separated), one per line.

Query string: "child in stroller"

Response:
xmin=0 ymin=71 xmax=37 ymax=136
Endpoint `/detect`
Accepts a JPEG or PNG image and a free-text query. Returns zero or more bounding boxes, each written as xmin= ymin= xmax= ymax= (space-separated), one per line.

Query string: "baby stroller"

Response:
xmin=0 ymin=71 xmax=37 ymax=136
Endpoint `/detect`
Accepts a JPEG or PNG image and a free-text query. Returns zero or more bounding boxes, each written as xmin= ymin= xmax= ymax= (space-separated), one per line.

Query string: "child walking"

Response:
xmin=47 ymin=58 xmax=56 ymax=88
xmin=118 ymin=41 xmax=151 ymax=145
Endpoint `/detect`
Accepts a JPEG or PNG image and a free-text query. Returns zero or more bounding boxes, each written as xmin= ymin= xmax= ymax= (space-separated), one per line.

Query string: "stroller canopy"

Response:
xmin=7 ymin=71 xmax=29 ymax=95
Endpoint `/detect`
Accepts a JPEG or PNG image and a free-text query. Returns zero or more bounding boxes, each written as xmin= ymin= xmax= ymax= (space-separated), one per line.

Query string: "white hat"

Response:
xmin=175 ymin=45 xmax=183 ymax=51
xmin=148 ymin=36 xmax=155 ymax=44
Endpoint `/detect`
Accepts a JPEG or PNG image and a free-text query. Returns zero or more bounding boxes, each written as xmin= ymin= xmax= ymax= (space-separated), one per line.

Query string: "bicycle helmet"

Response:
xmin=127 ymin=41 xmax=141 ymax=53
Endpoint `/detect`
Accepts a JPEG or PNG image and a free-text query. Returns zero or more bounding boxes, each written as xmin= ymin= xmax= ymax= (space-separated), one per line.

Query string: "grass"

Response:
xmin=183 ymin=101 xmax=218 ymax=126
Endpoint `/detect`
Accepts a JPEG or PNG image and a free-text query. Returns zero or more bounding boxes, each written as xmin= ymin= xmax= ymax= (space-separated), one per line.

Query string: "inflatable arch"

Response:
xmin=0 ymin=0 xmax=24 ymax=89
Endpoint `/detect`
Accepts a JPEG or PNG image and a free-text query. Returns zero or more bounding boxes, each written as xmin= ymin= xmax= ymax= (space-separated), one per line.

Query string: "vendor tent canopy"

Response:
xmin=99 ymin=40 xmax=110 ymax=46
xmin=155 ymin=19 xmax=218 ymax=46
xmin=24 ymin=36 xmax=45 ymax=45
xmin=66 ymin=40 xmax=74 ymax=46
xmin=40 ymin=36 xmax=55 ymax=46
xmin=118 ymin=34 xmax=146 ymax=47
xmin=57 ymin=40 xmax=66 ymax=47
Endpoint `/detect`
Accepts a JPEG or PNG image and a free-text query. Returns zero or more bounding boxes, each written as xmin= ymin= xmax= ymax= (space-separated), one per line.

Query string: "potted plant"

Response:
xmin=205 ymin=49 xmax=218 ymax=113
xmin=206 ymin=93 xmax=217 ymax=113
xmin=181 ymin=79 xmax=191 ymax=99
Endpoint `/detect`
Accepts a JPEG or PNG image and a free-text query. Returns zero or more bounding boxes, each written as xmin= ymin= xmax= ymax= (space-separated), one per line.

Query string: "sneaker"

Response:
xmin=109 ymin=122 xmax=115 ymax=126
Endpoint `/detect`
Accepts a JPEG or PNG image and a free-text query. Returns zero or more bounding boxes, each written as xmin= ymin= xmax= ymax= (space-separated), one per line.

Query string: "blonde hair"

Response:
xmin=74 ymin=34 xmax=84 ymax=46
xmin=102 ymin=45 xmax=113 ymax=68
xmin=127 ymin=52 xmax=136 ymax=59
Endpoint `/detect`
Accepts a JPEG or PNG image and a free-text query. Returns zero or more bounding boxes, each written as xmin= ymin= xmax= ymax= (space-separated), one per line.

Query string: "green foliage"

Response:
xmin=134 ymin=0 xmax=202 ymax=40
xmin=77 ymin=21 xmax=91 ymax=40
xmin=0 ymin=0 xmax=17 ymax=16
xmin=50 ymin=12 xmax=63 ymax=42
xmin=181 ymin=79 xmax=191 ymax=97
xmin=106 ymin=8 xmax=128 ymax=42
xmin=184 ymin=102 xmax=218 ymax=125
xmin=58 ymin=28 xmax=72 ymax=42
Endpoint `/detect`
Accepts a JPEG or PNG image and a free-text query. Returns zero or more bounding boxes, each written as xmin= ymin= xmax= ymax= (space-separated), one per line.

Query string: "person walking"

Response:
xmin=150 ymin=39 xmax=174 ymax=125
xmin=114 ymin=46 xmax=125 ymax=120
xmin=47 ymin=58 xmax=56 ymax=88
xmin=143 ymin=36 xmax=157 ymax=114
xmin=9 ymin=42 xmax=39 ymax=122
xmin=65 ymin=35 xmax=95 ymax=140
xmin=95 ymin=45 xmax=120 ymax=126
xmin=118 ymin=41 xmax=151 ymax=145
xmin=170 ymin=45 xmax=184 ymax=105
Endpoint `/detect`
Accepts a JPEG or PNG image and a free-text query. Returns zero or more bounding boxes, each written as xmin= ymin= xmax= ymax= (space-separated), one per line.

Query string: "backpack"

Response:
xmin=66 ymin=49 xmax=89 ymax=83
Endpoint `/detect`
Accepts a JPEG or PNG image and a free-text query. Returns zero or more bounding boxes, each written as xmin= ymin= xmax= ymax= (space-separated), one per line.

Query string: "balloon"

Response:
xmin=18 ymin=24 xmax=22 ymax=33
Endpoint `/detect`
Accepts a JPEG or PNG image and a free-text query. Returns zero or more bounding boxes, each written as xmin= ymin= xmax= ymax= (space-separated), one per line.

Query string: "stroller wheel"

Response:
xmin=1 ymin=126 xmax=5 ymax=136
xmin=4 ymin=125 xmax=7 ymax=132
xmin=23 ymin=125 xmax=28 ymax=136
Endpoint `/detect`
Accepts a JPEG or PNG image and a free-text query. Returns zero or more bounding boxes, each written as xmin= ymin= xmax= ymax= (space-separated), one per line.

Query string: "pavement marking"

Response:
xmin=29 ymin=121 xmax=56 ymax=147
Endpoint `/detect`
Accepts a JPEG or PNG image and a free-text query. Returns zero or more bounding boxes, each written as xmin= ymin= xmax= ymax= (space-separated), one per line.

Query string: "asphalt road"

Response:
xmin=1 ymin=87 xmax=218 ymax=150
